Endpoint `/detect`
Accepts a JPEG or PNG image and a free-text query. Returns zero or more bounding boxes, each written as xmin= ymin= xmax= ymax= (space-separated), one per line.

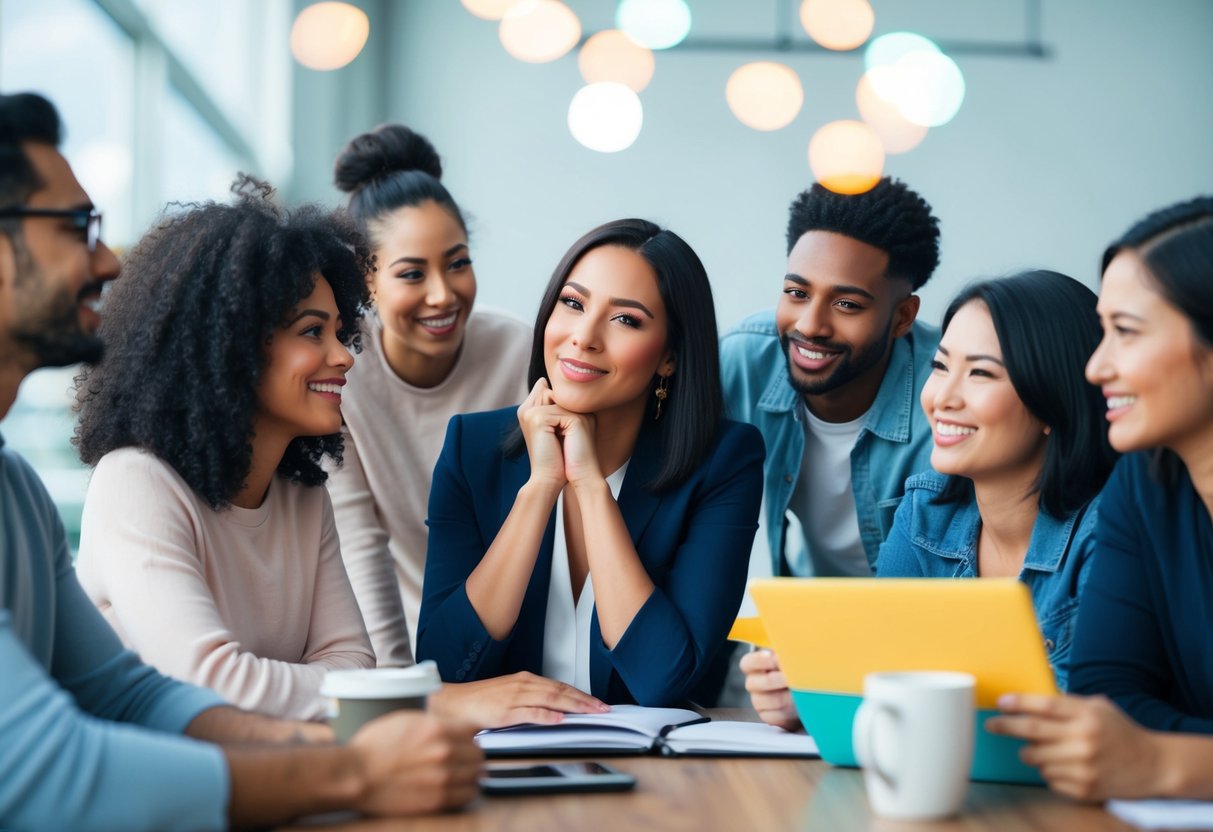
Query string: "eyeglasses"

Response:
xmin=0 ymin=206 xmax=103 ymax=252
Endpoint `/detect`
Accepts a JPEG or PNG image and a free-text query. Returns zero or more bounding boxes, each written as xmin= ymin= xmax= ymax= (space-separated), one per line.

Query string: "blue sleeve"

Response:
xmin=416 ymin=415 xmax=514 ymax=681
xmin=51 ymin=540 xmax=228 ymax=731
xmin=1044 ymin=504 xmax=1100 ymax=693
xmin=718 ymin=331 xmax=749 ymax=423
xmin=605 ymin=424 xmax=765 ymax=705
xmin=874 ymin=488 xmax=924 ymax=577
xmin=0 ymin=612 xmax=229 ymax=831
xmin=1069 ymin=464 xmax=1213 ymax=732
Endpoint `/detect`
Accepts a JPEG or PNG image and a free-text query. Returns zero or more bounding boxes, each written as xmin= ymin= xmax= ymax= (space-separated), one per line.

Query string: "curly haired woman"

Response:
xmin=73 ymin=179 xmax=376 ymax=722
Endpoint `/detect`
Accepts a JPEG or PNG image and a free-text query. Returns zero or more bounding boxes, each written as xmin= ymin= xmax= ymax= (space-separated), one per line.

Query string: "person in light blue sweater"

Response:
xmin=876 ymin=270 xmax=1118 ymax=692
xmin=0 ymin=92 xmax=480 ymax=831
xmin=989 ymin=197 xmax=1213 ymax=802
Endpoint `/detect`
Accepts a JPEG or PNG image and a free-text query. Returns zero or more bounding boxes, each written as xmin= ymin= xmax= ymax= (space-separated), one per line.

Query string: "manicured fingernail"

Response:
xmin=597 ymin=702 xmax=611 ymax=711
xmin=998 ymin=694 xmax=1016 ymax=709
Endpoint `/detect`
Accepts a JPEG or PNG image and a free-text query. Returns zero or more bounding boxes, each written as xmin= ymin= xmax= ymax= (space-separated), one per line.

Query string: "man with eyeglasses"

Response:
xmin=0 ymin=92 xmax=481 ymax=830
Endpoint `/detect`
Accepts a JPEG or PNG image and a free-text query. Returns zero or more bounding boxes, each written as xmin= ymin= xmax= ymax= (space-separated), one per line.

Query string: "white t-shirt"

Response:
xmin=542 ymin=463 xmax=629 ymax=693
xmin=786 ymin=402 xmax=872 ymax=577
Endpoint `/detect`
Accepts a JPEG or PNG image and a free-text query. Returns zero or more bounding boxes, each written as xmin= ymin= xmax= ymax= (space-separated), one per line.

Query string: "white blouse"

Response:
xmin=542 ymin=463 xmax=629 ymax=693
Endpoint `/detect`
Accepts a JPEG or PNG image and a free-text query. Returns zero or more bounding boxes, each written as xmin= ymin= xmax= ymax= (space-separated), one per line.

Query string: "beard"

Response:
xmin=780 ymin=314 xmax=894 ymax=397
xmin=10 ymin=240 xmax=104 ymax=368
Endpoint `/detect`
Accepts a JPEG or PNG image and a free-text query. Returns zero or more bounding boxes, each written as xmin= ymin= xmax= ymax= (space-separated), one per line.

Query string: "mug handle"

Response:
xmin=853 ymin=700 xmax=901 ymax=791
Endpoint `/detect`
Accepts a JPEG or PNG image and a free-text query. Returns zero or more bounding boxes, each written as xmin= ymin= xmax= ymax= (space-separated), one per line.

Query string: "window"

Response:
xmin=0 ymin=0 xmax=292 ymax=552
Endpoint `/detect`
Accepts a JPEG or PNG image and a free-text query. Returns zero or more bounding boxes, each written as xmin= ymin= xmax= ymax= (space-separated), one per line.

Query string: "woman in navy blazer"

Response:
xmin=988 ymin=197 xmax=1213 ymax=801
xmin=416 ymin=219 xmax=764 ymax=707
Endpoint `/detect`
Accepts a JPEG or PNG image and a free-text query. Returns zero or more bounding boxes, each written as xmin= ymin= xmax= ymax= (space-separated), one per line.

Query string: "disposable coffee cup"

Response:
xmin=321 ymin=661 xmax=441 ymax=742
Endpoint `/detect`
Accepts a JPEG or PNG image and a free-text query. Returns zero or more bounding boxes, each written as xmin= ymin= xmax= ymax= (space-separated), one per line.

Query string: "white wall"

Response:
xmin=299 ymin=0 xmax=1213 ymax=330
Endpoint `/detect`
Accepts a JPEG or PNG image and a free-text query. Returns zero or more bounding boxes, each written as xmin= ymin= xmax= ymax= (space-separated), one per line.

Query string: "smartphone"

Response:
xmin=479 ymin=761 xmax=637 ymax=795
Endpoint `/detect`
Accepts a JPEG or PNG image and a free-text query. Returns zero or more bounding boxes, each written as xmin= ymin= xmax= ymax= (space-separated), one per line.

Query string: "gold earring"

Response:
xmin=654 ymin=375 xmax=670 ymax=421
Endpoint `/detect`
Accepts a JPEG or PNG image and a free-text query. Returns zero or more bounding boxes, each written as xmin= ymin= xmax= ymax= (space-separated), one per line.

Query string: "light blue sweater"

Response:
xmin=0 ymin=434 xmax=229 ymax=831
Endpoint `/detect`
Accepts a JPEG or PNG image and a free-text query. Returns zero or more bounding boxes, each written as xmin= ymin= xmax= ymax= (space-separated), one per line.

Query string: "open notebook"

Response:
xmin=477 ymin=704 xmax=819 ymax=758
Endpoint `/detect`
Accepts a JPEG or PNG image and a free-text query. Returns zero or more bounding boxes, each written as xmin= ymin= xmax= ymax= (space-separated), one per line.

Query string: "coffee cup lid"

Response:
xmin=320 ymin=661 xmax=441 ymax=699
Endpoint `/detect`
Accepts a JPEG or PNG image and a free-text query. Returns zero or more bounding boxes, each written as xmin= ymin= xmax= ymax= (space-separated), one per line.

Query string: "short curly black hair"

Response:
xmin=785 ymin=177 xmax=941 ymax=290
xmin=74 ymin=177 xmax=372 ymax=509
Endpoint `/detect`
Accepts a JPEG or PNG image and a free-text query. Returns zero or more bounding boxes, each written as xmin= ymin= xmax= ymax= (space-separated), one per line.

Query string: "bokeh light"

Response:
xmin=808 ymin=120 xmax=885 ymax=194
xmin=290 ymin=2 xmax=370 ymax=71
xmin=616 ymin=0 xmax=692 ymax=50
xmin=800 ymin=0 xmax=874 ymax=51
xmin=855 ymin=71 xmax=928 ymax=154
xmin=725 ymin=62 xmax=804 ymax=131
xmin=461 ymin=0 xmax=522 ymax=20
xmin=578 ymin=29 xmax=656 ymax=92
xmin=568 ymin=82 xmax=644 ymax=152
xmin=499 ymin=0 xmax=581 ymax=64
xmin=864 ymin=31 xmax=940 ymax=71
xmin=862 ymin=31 xmax=965 ymax=128
xmin=890 ymin=50 xmax=966 ymax=127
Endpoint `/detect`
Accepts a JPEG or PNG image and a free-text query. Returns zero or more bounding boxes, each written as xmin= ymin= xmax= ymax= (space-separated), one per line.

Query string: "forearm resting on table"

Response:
xmin=1152 ymin=732 xmax=1213 ymax=799
xmin=187 ymin=705 xmax=334 ymax=745
xmin=224 ymin=742 xmax=363 ymax=829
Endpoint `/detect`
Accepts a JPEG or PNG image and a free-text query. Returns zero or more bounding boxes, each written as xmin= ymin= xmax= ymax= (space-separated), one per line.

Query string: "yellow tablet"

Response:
xmin=747 ymin=577 xmax=1058 ymax=784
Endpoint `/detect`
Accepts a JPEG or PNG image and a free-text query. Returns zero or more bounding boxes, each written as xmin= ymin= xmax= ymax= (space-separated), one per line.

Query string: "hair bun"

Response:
xmin=334 ymin=124 xmax=442 ymax=193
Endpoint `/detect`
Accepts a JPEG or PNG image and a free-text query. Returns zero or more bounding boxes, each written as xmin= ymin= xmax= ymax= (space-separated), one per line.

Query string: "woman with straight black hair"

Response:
xmin=743 ymin=270 xmax=1116 ymax=731
xmin=927 ymin=271 xmax=1117 ymax=519
xmin=990 ymin=197 xmax=1213 ymax=802
xmin=876 ymin=269 xmax=1117 ymax=691
xmin=416 ymin=218 xmax=765 ymax=708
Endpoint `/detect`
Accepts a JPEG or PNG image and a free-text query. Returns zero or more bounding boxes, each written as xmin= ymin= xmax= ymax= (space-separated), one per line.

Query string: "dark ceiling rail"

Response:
xmin=580 ymin=0 xmax=1050 ymax=59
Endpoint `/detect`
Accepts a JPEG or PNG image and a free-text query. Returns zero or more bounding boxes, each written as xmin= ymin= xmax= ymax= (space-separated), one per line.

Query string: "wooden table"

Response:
xmin=284 ymin=711 xmax=1133 ymax=832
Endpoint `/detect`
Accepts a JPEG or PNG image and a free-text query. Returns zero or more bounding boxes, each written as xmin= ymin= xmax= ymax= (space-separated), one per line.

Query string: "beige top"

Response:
xmin=76 ymin=447 xmax=374 ymax=721
xmin=329 ymin=309 xmax=531 ymax=665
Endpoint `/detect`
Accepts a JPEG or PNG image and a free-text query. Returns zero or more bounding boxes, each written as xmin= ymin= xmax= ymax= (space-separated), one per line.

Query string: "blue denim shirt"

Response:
xmin=720 ymin=309 xmax=939 ymax=575
xmin=876 ymin=471 xmax=1100 ymax=691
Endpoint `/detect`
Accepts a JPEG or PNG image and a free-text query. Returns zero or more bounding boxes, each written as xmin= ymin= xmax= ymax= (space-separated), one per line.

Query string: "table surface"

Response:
xmin=283 ymin=710 xmax=1134 ymax=832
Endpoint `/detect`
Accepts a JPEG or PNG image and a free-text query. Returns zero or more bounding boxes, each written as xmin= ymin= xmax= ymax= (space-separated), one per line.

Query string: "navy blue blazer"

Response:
xmin=416 ymin=407 xmax=765 ymax=706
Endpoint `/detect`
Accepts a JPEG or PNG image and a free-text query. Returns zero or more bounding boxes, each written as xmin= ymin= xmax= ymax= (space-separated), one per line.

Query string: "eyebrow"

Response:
xmin=285 ymin=308 xmax=331 ymax=326
xmin=389 ymin=242 xmax=468 ymax=269
xmin=1107 ymin=311 xmax=1146 ymax=323
xmin=937 ymin=345 xmax=1005 ymax=365
xmin=564 ymin=280 xmax=655 ymax=319
xmin=784 ymin=274 xmax=877 ymax=301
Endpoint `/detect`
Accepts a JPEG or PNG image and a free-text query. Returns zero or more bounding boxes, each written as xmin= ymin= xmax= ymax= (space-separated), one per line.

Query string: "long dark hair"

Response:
xmin=505 ymin=219 xmax=723 ymax=492
xmin=74 ymin=177 xmax=371 ymax=509
xmin=1102 ymin=196 xmax=1213 ymax=485
xmin=933 ymin=270 xmax=1117 ymax=517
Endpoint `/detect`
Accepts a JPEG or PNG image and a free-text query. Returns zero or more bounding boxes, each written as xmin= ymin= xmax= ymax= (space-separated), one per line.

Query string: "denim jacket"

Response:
xmin=720 ymin=309 xmax=939 ymax=576
xmin=876 ymin=471 xmax=1100 ymax=691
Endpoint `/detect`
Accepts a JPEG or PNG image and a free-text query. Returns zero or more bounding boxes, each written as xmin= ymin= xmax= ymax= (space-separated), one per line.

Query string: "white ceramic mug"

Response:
xmin=852 ymin=670 xmax=976 ymax=821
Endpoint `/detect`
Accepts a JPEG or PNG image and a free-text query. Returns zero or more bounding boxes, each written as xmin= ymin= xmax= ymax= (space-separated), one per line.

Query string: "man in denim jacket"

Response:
xmin=721 ymin=178 xmax=941 ymax=578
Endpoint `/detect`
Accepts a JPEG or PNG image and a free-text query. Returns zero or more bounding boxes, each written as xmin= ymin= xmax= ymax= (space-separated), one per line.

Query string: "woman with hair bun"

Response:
xmin=333 ymin=127 xmax=609 ymax=726
xmin=331 ymin=124 xmax=531 ymax=669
